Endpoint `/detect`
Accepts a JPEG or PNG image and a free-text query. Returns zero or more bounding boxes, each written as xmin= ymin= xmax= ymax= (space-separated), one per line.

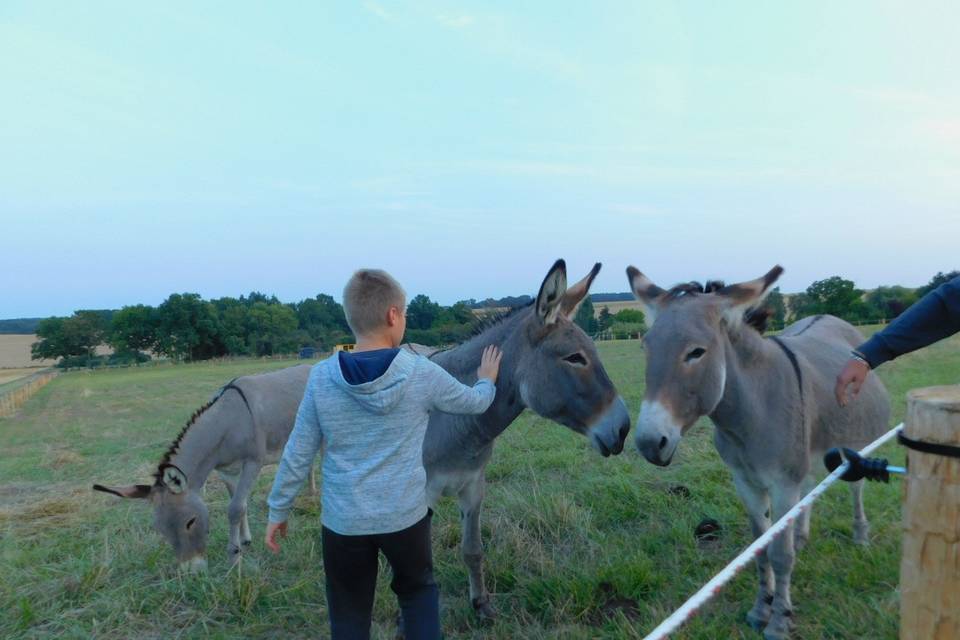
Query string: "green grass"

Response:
xmin=1 ymin=331 xmax=958 ymax=639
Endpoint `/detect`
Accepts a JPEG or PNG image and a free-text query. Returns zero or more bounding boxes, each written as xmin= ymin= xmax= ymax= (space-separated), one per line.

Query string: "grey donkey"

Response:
xmin=93 ymin=259 xmax=631 ymax=618
xmin=626 ymin=265 xmax=890 ymax=640
xmin=422 ymin=259 xmax=631 ymax=617
xmin=94 ymin=364 xmax=314 ymax=571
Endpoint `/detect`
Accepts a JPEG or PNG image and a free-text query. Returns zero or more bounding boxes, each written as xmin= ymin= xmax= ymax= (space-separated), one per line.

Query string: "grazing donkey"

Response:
xmin=94 ymin=259 xmax=631 ymax=617
xmin=94 ymin=364 xmax=314 ymax=571
xmin=626 ymin=265 xmax=889 ymax=640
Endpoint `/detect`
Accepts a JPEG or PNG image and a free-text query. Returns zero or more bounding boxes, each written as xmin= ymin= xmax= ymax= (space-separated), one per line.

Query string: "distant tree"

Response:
xmin=296 ymin=294 xmax=350 ymax=347
xmin=212 ymin=297 xmax=252 ymax=355
xmin=110 ymin=304 xmax=158 ymax=354
xmin=31 ymin=311 xmax=109 ymax=361
xmin=574 ymin=298 xmax=599 ymax=334
xmin=787 ymin=292 xmax=815 ymax=321
xmin=435 ymin=301 xmax=474 ymax=326
xmin=765 ymin=288 xmax=787 ymax=328
xmin=0 ymin=318 xmax=43 ymax=334
xmin=598 ymin=306 xmax=613 ymax=331
xmin=240 ymin=291 xmax=281 ymax=306
xmin=864 ymin=286 xmax=918 ymax=320
xmin=613 ymin=308 xmax=645 ymax=324
xmin=805 ymin=276 xmax=866 ymax=320
xmin=407 ymin=294 xmax=442 ymax=330
xmin=247 ymin=302 xmax=299 ymax=356
xmin=917 ymin=270 xmax=960 ymax=298
xmin=154 ymin=293 xmax=224 ymax=360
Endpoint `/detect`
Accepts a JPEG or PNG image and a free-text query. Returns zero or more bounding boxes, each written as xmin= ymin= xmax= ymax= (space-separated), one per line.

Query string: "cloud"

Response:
xmin=436 ymin=14 xmax=475 ymax=28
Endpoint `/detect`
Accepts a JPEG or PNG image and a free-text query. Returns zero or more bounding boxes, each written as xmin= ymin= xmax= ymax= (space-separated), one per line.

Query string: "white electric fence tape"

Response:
xmin=641 ymin=423 xmax=904 ymax=640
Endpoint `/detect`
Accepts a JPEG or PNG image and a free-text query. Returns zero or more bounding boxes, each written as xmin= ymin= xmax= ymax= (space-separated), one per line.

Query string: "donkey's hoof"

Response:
xmin=747 ymin=607 xmax=770 ymax=631
xmin=241 ymin=539 xmax=252 ymax=548
xmin=472 ymin=596 xmax=496 ymax=620
xmin=762 ymin=610 xmax=794 ymax=640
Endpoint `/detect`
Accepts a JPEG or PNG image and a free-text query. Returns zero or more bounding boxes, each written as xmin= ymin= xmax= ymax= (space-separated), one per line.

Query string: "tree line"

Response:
xmin=29 ymin=270 xmax=957 ymax=367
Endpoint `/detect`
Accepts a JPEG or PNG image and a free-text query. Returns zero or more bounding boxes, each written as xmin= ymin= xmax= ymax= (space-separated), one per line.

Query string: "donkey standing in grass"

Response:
xmin=94 ymin=259 xmax=630 ymax=616
xmin=94 ymin=364 xmax=313 ymax=571
xmin=626 ymin=265 xmax=890 ymax=640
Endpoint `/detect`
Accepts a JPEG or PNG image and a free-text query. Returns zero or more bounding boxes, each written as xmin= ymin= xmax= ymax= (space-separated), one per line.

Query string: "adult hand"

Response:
xmin=477 ymin=345 xmax=503 ymax=384
xmin=835 ymin=358 xmax=870 ymax=407
xmin=265 ymin=521 xmax=288 ymax=553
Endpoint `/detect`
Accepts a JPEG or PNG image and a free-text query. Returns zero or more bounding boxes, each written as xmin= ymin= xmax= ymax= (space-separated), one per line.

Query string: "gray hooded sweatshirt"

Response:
xmin=267 ymin=349 xmax=496 ymax=535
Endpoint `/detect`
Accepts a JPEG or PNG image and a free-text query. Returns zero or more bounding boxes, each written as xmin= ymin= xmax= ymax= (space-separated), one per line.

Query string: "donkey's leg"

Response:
xmin=794 ymin=476 xmax=815 ymax=551
xmin=459 ymin=474 xmax=494 ymax=619
xmin=308 ymin=467 xmax=318 ymax=495
xmin=733 ymin=473 xmax=774 ymax=630
xmin=218 ymin=470 xmax=243 ymax=558
xmin=850 ymin=479 xmax=870 ymax=545
xmin=227 ymin=461 xmax=262 ymax=562
xmin=764 ymin=483 xmax=802 ymax=640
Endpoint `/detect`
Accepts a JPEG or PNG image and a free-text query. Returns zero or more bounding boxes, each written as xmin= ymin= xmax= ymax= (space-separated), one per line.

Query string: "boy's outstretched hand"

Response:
xmin=477 ymin=345 xmax=503 ymax=384
xmin=265 ymin=521 xmax=288 ymax=553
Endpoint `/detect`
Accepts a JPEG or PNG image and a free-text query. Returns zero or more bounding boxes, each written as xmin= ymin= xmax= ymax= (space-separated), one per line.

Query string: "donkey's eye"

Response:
xmin=186 ymin=517 xmax=197 ymax=531
xmin=563 ymin=353 xmax=588 ymax=366
xmin=685 ymin=347 xmax=706 ymax=362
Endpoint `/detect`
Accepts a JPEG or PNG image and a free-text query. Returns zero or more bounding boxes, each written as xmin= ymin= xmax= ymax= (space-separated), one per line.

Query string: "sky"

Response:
xmin=2 ymin=1 xmax=958 ymax=318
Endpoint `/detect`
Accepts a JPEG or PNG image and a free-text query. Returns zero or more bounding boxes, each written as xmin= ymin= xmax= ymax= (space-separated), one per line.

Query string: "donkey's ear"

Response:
xmin=560 ymin=263 xmax=601 ymax=320
xmin=93 ymin=483 xmax=153 ymax=499
xmin=626 ymin=266 xmax=666 ymax=323
xmin=715 ymin=265 xmax=784 ymax=322
xmin=159 ymin=464 xmax=188 ymax=495
xmin=536 ymin=259 xmax=568 ymax=325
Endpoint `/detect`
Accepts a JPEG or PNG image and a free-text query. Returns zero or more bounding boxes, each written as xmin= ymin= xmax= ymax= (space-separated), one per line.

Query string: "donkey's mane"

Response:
xmin=665 ymin=280 xmax=772 ymax=333
xmin=152 ymin=391 xmax=223 ymax=484
xmin=421 ymin=301 xmax=534 ymax=360
xmin=468 ymin=300 xmax=534 ymax=337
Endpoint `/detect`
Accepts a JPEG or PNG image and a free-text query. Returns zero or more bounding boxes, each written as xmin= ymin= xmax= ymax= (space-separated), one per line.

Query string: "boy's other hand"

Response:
xmin=835 ymin=358 xmax=869 ymax=407
xmin=477 ymin=345 xmax=503 ymax=384
xmin=265 ymin=521 xmax=288 ymax=553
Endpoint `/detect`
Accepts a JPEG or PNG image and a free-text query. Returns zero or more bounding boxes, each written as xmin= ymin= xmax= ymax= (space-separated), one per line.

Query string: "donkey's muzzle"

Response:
xmin=179 ymin=556 xmax=208 ymax=573
xmin=589 ymin=396 xmax=631 ymax=457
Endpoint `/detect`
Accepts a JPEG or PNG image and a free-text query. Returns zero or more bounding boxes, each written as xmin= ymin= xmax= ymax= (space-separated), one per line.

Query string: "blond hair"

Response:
xmin=342 ymin=269 xmax=406 ymax=336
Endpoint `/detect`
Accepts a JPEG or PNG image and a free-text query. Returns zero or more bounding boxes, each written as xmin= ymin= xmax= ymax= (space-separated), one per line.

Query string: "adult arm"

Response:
xmin=836 ymin=276 xmax=960 ymax=406
xmin=857 ymin=275 xmax=960 ymax=368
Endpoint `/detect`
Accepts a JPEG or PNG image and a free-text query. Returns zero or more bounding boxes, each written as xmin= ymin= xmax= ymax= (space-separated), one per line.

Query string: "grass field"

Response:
xmin=1 ymin=330 xmax=958 ymax=639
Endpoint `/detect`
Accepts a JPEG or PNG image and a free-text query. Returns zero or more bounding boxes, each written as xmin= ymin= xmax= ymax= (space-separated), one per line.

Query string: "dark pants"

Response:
xmin=322 ymin=511 xmax=440 ymax=640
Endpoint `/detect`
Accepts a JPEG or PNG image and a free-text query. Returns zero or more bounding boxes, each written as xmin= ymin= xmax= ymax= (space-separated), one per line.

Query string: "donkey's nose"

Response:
xmin=588 ymin=396 xmax=631 ymax=457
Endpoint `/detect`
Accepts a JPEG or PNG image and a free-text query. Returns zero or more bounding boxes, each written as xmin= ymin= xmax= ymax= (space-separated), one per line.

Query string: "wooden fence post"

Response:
xmin=900 ymin=385 xmax=960 ymax=639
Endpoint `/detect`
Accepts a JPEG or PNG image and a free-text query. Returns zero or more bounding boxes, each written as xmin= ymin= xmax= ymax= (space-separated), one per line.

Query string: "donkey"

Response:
xmin=94 ymin=364 xmax=314 ymax=571
xmin=625 ymin=265 xmax=889 ymax=640
xmin=422 ymin=259 xmax=631 ymax=617
xmin=94 ymin=260 xmax=631 ymax=616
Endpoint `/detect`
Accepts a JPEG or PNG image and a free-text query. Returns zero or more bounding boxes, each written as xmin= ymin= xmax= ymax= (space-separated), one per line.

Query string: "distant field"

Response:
xmin=1 ymin=329 xmax=958 ymax=638
xmin=0 ymin=335 xmax=55 ymax=369
xmin=0 ymin=334 xmax=112 ymax=369
xmin=591 ymin=300 xmax=645 ymax=317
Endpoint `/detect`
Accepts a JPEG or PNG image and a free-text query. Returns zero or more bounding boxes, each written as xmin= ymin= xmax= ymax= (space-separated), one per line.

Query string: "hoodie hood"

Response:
xmin=330 ymin=349 xmax=417 ymax=415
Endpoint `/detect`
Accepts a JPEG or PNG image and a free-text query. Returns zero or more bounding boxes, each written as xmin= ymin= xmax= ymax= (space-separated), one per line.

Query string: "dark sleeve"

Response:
xmin=857 ymin=276 xmax=960 ymax=368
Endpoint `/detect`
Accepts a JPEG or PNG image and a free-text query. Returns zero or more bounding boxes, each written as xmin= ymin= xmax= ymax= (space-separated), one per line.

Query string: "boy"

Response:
xmin=265 ymin=268 xmax=501 ymax=640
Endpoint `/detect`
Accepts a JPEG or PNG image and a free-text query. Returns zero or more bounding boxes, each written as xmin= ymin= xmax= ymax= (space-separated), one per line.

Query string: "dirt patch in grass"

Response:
xmin=592 ymin=582 xmax=641 ymax=623
xmin=44 ymin=445 xmax=85 ymax=469
xmin=0 ymin=483 xmax=87 ymax=533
